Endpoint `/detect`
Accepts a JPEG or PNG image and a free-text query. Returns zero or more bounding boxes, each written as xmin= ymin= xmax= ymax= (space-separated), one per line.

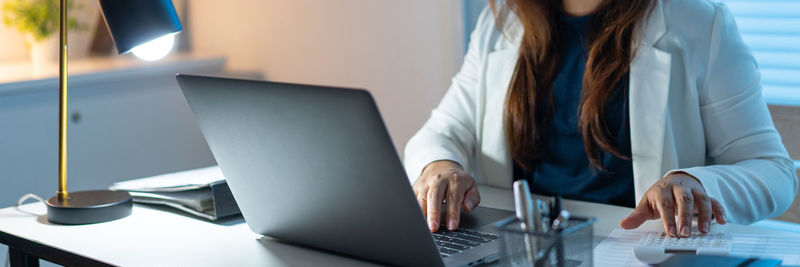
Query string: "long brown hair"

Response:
xmin=492 ymin=0 xmax=652 ymax=170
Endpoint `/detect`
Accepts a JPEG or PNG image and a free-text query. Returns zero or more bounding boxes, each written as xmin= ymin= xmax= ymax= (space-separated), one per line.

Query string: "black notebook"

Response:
xmin=110 ymin=166 xmax=241 ymax=220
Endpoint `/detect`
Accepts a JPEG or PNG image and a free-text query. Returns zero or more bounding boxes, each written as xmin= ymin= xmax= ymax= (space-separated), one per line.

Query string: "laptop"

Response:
xmin=176 ymin=74 xmax=513 ymax=266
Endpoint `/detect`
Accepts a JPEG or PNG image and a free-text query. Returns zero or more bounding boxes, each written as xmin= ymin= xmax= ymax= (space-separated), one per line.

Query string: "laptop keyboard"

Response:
xmin=432 ymin=229 xmax=498 ymax=257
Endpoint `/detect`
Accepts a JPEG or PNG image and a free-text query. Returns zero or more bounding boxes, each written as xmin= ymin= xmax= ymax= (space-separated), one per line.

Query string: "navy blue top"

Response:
xmin=512 ymin=14 xmax=635 ymax=207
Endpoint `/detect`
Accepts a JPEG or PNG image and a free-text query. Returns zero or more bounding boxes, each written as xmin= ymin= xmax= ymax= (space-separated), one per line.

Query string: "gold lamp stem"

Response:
xmin=57 ymin=0 xmax=69 ymax=200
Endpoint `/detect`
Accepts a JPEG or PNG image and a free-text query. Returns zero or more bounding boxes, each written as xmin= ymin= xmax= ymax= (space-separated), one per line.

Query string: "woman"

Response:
xmin=404 ymin=0 xmax=798 ymax=238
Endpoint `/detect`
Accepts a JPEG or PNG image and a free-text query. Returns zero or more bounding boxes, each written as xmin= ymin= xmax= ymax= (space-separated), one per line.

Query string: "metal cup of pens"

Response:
xmin=494 ymin=180 xmax=596 ymax=267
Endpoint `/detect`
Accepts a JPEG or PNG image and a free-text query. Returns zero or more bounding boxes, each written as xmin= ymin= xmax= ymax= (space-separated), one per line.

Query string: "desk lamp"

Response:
xmin=45 ymin=0 xmax=182 ymax=225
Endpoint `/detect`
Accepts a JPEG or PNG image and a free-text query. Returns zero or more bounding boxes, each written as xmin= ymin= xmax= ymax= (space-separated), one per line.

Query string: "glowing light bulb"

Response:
xmin=131 ymin=34 xmax=176 ymax=61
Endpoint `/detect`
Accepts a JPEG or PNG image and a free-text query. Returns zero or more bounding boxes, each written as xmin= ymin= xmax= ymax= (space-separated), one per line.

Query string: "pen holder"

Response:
xmin=494 ymin=216 xmax=596 ymax=267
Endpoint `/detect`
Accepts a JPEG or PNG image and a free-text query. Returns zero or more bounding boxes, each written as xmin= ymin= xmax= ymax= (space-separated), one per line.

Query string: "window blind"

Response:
xmin=722 ymin=0 xmax=800 ymax=105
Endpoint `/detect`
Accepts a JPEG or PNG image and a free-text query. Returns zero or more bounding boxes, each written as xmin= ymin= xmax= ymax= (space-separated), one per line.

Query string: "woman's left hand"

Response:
xmin=619 ymin=172 xmax=727 ymax=237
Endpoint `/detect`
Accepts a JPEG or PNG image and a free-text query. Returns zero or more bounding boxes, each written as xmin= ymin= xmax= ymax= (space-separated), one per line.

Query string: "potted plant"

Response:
xmin=2 ymin=0 xmax=98 ymax=68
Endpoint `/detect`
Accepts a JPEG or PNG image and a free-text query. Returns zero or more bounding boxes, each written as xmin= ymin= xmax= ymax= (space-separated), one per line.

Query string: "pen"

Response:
xmin=550 ymin=210 xmax=570 ymax=231
xmin=533 ymin=198 xmax=541 ymax=232
xmin=513 ymin=180 xmax=535 ymax=227
xmin=551 ymin=195 xmax=562 ymax=222
xmin=550 ymin=196 xmax=567 ymax=267
xmin=513 ymin=180 xmax=537 ymax=265
xmin=537 ymin=199 xmax=549 ymax=232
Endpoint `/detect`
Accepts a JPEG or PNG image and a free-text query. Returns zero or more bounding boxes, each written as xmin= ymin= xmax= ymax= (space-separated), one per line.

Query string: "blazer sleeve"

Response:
xmin=674 ymin=3 xmax=799 ymax=224
xmin=403 ymin=7 xmax=496 ymax=184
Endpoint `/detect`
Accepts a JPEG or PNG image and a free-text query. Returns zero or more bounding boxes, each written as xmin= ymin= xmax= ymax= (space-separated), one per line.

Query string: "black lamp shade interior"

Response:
xmin=98 ymin=0 xmax=182 ymax=54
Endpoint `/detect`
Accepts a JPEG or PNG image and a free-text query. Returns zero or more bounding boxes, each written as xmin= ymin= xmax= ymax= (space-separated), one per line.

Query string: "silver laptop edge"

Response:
xmin=176 ymin=74 xmax=511 ymax=266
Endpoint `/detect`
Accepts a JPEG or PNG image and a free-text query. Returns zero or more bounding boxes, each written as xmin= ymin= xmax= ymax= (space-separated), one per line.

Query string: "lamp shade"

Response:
xmin=98 ymin=0 xmax=182 ymax=55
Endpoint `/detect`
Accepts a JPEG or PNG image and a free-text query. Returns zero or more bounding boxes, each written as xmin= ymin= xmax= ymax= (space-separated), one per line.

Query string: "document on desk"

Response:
xmin=109 ymin=165 xmax=241 ymax=220
xmin=594 ymin=229 xmax=800 ymax=266
xmin=110 ymin=166 xmax=224 ymax=192
xmin=594 ymin=229 xmax=648 ymax=267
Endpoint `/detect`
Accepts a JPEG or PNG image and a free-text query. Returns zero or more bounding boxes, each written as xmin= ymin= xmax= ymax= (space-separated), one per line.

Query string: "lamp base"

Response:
xmin=46 ymin=190 xmax=133 ymax=225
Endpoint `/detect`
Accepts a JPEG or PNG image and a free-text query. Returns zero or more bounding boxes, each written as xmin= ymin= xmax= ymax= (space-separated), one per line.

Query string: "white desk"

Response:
xmin=0 ymin=185 xmax=798 ymax=266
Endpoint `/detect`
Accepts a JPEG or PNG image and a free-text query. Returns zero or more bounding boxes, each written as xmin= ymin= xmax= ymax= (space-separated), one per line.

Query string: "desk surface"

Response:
xmin=0 ymin=185 xmax=798 ymax=266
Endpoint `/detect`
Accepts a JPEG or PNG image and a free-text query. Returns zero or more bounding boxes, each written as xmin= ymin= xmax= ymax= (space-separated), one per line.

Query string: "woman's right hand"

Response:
xmin=412 ymin=160 xmax=481 ymax=232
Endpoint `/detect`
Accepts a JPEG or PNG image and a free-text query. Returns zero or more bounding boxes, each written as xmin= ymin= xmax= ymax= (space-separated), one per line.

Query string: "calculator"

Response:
xmin=634 ymin=232 xmax=732 ymax=264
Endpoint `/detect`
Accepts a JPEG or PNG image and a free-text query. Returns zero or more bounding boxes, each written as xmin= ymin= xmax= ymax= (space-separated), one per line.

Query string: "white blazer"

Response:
xmin=404 ymin=0 xmax=798 ymax=224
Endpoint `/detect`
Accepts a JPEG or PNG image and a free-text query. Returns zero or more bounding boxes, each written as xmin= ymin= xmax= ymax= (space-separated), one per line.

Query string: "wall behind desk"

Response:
xmin=189 ymin=1 xmax=466 ymax=156
xmin=0 ymin=3 xmax=27 ymax=61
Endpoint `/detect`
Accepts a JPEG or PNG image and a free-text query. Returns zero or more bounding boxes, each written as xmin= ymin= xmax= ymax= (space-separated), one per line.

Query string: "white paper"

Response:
xmin=731 ymin=234 xmax=800 ymax=265
xmin=594 ymin=229 xmax=800 ymax=266
xmin=110 ymin=165 xmax=224 ymax=192
xmin=593 ymin=229 xmax=648 ymax=267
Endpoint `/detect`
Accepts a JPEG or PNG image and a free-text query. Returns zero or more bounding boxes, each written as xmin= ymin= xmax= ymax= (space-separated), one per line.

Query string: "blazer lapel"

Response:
xmin=629 ymin=0 xmax=672 ymax=203
xmin=481 ymin=47 xmax=518 ymax=188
